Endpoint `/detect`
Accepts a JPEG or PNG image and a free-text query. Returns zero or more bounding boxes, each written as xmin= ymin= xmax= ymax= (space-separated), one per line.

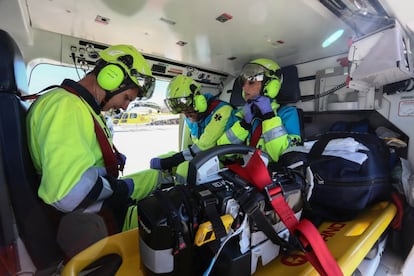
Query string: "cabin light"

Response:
xmin=322 ymin=29 xmax=344 ymax=48
xmin=95 ymin=15 xmax=110 ymax=25
xmin=216 ymin=13 xmax=233 ymax=23
xmin=176 ymin=41 xmax=187 ymax=46
xmin=160 ymin=17 xmax=176 ymax=26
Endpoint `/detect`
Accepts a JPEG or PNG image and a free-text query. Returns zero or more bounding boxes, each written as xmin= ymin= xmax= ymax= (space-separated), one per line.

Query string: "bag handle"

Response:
xmin=308 ymin=131 xmax=381 ymax=160
xmin=308 ymin=132 xmax=350 ymax=159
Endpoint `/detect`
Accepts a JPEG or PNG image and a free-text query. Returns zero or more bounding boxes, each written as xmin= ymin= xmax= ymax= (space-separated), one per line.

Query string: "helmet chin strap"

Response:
xmin=260 ymin=77 xmax=271 ymax=97
xmin=99 ymin=83 xmax=137 ymax=109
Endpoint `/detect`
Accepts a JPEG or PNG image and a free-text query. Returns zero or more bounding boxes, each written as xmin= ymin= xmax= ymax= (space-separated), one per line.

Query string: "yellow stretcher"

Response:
xmin=61 ymin=201 xmax=396 ymax=276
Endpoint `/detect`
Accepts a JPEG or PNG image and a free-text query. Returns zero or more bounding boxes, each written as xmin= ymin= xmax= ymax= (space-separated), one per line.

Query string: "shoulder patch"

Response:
xmin=214 ymin=113 xmax=222 ymax=121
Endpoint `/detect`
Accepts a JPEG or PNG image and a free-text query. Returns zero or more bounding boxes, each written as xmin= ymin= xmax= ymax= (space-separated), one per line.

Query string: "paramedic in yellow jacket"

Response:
xmin=149 ymin=75 xmax=237 ymax=184
xmin=27 ymin=44 xmax=159 ymax=232
xmin=218 ymin=58 xmax=301 ymax=162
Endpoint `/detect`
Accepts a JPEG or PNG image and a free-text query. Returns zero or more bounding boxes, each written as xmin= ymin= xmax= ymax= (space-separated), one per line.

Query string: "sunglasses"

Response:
xmin=239 ymin=74 xmax=264 ymax=86
xmin=131 ymin=71 xmax=156 ymax=99
xmin=164 ymin=96 xmax=194 ymax=114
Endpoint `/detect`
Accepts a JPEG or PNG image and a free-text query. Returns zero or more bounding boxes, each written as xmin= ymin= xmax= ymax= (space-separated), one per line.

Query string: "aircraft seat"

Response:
xmin=0 ymin=29 xmax=64 ymax=273
xmin=0 ymin=29 xmax=111 ymax=275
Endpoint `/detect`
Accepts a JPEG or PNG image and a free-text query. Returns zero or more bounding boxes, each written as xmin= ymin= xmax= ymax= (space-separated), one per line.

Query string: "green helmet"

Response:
xmin=240 ymin=58 xmax=281 ymax=82
xmin=164 ymin=75 xmax=202 ymax=114
xmin=98 ymin=44 xmax=155 ymax=99
xmin=240 ymin=58 xmax=282 ymax=98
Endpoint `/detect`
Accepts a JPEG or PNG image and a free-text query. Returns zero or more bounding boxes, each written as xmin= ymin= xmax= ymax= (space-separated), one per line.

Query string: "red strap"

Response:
xmin=226 ymin=149 xmax=343 ymax=276
xmin=295 ymin=220 xmax=343 ymax=276
xmin=92 ymin=117 xmax=119 ymax=178
xmin=226 ymin=149 xmax=271 ymax=190
xmin=0 ymin=244 xmax=18 ymax=276
xmin=391 ymin=192 xmax=404 ymax=230
xmin=249 ymin=123 xmax=262 ymax=147
xmin=63 ymin=86 xmax=119 ymax=178
xmin=268 ymin=188 xmax=342 ymax=276
xmin=267 ymin=186 xmax=299 ymax=230
xmin=206 ymin=99 xmax=222 ymax=114
xmin=21 ymin=94 xmax=40 ymax=101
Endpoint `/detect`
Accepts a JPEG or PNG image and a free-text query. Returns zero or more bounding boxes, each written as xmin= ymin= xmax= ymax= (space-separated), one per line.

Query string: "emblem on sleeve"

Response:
xmin=214 ymin=113 xmax=222 ymax=121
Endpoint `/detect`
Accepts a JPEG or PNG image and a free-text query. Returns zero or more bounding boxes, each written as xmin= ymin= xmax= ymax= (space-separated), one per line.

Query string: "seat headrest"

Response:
xmin=0 ymin=29 xmax=28 ymax=95
xmin=230 ymin=65 xmax=301 ymax=106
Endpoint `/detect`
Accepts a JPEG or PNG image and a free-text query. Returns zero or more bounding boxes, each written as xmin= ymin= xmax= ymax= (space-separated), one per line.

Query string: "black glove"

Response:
xmin=240 ymin=119 xmax=252 ymax=130
xmin=159 ymin=152 xmax=185 ymax=170
xmin=106 ymin=176 xmax=131 ymax=203
xmin=104 ymin=176 xmax=134 ymax=230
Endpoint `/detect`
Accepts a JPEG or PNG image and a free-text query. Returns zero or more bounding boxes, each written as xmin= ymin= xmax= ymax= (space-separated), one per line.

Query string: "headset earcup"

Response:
xmin=264 ymin=79 xmax=281 ymax=98
xmin=193 ymin=94 xmax=207 ymax=112
xmin=97 ymin=64 xmax=125 ymax=91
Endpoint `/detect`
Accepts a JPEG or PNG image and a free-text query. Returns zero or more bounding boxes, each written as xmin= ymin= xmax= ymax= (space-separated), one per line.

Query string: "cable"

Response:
xmin=317 ymin=81 xmax=347 ymax=99
xmin=404 ymin=79 xmax=414 ymax=92
xmin=301 ymin=81 xmax=347 ymax=102
xmin=70 ymin=53 xmax=82 ymax=80
xmin=202 ymin=215 xmax=248 ymax=276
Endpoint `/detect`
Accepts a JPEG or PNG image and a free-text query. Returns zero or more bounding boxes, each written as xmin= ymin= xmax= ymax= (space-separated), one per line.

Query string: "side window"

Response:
xmin=28 ymin=63 xmax=180 ymax=174
xmin=28 ymin=63 xmax=81 ymax=93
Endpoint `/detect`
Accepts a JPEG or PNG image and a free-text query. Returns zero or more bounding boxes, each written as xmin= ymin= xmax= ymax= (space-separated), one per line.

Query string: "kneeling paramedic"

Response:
xmin=27 ymin=44 xmax=159 ymax=232
xmin=218 ymin=58 xmax=301 ymax=162
xmin=149 ymin=75 xmax=239 ymax=184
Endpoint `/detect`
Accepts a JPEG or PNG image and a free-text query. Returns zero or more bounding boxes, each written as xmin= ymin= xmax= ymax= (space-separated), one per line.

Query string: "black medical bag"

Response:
xmin=280 ymin=131 xmax=392 ymax=221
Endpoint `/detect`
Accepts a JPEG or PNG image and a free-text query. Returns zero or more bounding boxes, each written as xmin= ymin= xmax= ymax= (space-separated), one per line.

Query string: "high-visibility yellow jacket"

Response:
xmin=27 ymin=86 xmax=107 ymax=212
xmin=27 ymin=80 xmax=158 ymax=213
xmin=164 ymin=94 xmax=239 ymax=183
xmin=181 ymin=94 xmax=238 ymax=159
xmin=217 ymin=101 xmax=301 ymax=162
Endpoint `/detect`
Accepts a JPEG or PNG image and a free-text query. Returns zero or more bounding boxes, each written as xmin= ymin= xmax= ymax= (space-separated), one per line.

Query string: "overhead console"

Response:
xmin=61 ymin=36 xmax=228 ymax=86
xmin=348 ymin=22 xmax=414 ymax=91
xmin=321 ymin=1 xmax=414 ymax=91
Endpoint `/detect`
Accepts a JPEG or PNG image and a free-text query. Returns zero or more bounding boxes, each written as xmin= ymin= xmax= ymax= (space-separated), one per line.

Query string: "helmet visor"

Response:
xmin=164 ymin=96 xmax=193 ymax=114
xmin=131 ymin=72 xmax=156 ymax=99
xmin=239 ymin=63 xmax=266 ymax=85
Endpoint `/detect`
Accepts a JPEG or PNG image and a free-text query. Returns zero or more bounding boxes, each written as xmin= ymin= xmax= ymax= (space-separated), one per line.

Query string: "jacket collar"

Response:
xmin=61 ymin=79 xmax=101 ymax=115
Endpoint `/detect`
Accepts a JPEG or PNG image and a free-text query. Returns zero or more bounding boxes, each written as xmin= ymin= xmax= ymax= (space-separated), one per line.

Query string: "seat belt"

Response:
xmin=249 ymin=122 xmax=262 ymax=148
xmin=91 ymin=116 xmax=120 ymax=178
xmin=206 ymin=99 xmax=221 ymax=114
xmin=226 ymin=149 xmax=343 ymax=276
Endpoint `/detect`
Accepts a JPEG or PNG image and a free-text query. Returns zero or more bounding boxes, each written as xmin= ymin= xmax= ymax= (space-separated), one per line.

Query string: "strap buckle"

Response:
xmin=197 ymin=189 xmax=218 ymax=208
xmin=264 ymin=182 xmax=283 ymax=202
